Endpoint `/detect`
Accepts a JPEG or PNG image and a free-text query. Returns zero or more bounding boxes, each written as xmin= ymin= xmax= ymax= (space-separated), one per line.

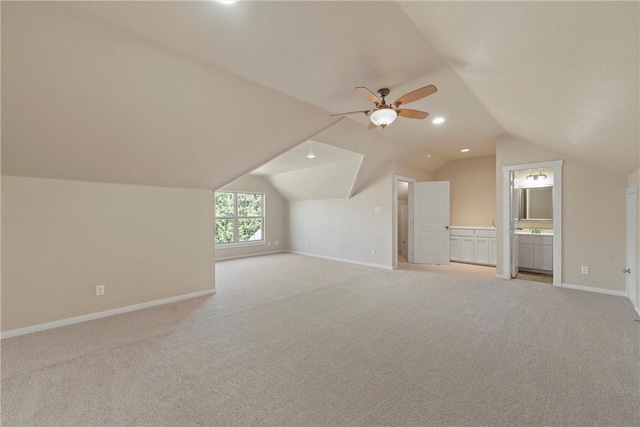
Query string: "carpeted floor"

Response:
xmin=2 ymin=253 xmax=639 ymax=426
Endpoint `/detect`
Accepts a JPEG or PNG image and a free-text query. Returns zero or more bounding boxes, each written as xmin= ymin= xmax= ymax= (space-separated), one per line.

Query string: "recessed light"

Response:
xmin=218 ymin=0 xmax=237 ymax=5
xmin=432 ymin=117 xmax=445 ymax=125
xmin=306 ymin=153 xmax=316 ymax=159
xmin=461 ymin=148 xmax=470 ymax=153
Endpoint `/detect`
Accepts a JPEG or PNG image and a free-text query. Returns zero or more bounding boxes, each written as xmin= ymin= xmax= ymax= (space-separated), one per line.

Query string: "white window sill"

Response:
xmin=215 ymin=241 xmax=266 ymax=249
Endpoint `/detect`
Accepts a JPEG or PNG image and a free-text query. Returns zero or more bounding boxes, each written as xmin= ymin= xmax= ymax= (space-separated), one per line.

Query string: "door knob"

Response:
xmin=622 ymin=268 xmax=631 ymax=274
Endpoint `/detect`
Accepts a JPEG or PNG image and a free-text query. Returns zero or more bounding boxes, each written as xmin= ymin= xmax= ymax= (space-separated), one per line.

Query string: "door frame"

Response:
xmin=501 ymin=160 xmax=563 ymax=287
xmin=393 ymin=175 xmax=415 ymax=269
xmin=626 ymin=185 xmax=638 ymax=309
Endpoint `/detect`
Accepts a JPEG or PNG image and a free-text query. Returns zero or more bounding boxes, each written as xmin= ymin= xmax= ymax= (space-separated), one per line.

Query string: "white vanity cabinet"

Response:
xmin=518 ymin=234 xmax=553 ymax=272
xmin=450 ymin=227 xmax=497 ymax=266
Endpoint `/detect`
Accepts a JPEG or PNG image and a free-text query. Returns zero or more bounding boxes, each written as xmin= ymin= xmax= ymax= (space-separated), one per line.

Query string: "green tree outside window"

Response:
xmin=215 ymin=192 xmax=264 ymax=244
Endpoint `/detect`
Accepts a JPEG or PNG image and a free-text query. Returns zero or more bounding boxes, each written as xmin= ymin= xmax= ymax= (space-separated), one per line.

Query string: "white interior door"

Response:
xmin=510 ymin=171 xmax=520 ymax=278
xmin=412 ymin=181 xmax=450 ymax=264
xmin=626 ymin=187 xmax=637 ymax=308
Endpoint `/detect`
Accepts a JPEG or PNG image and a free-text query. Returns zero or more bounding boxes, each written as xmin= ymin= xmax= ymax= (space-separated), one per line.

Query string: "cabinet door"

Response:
xmin=518 ymin=243 xmax=534 ymax=269
xmin=489 ymin=238 xmax=497 ymax=265
xmin=450 ymin=236 xmax=461 ymax=261
xmin=474 ymin=237 xmax=489 ymax=264
xmin=460 ymin=237 xmax=474 ymax=262
xmin=533 ymin=245 xmax=553 ymax=271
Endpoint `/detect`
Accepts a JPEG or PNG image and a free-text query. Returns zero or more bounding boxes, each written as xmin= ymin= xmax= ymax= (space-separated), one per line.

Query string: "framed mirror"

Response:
xmin=518 ymin=187 xmax=553 ymax=220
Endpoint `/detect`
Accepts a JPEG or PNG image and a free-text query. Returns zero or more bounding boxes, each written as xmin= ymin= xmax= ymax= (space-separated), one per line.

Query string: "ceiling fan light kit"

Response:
xmin=331 ymin=84 xmax=438 ymax=130
xmin=369 ymin=107 xmax=398 ymax=128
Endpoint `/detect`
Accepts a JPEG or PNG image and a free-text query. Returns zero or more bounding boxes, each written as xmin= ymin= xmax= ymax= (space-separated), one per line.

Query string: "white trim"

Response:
xmin=560 ymin=282 xmax=626 ymax=298
xmin=626 ymin=185 xmax=638 ymax=308
xmin=216 ymin=241 xmax=266 ymax=250
xmin=215 ymin=250 xmax=287 ymax=262
xmin=1 ymin=289 xmax=216 ymax=339
xmin=289 ymin=250 xmax=393 ymax=270
xmin=496 ymin=274 xmax=509 ymax=279
xmin=502 ymin=160 xmax=563 ymax=286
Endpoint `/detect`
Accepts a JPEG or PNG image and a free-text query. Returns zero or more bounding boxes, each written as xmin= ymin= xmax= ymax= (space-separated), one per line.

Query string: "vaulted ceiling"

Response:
xmin=2 ymin=1 xmax=638 ymax=190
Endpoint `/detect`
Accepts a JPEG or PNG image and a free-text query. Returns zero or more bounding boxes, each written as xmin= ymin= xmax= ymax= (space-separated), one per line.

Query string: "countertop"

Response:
xmin=449 ymin=226 xmax=553 ymax=236
xmin=449 ymin=226 xmax=497 ymax=230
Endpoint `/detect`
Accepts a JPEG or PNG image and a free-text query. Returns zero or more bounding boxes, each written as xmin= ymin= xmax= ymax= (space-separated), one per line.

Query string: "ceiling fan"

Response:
xmin=330 ymin=85 xmax=438 ymax=129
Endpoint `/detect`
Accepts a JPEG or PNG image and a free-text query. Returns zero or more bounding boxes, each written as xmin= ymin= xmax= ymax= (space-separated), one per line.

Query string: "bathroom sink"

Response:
xmin=516 ymin=229 xmax=553 ymax=236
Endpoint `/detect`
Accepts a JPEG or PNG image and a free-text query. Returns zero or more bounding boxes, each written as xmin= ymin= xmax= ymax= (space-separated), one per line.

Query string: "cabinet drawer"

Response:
xmin=519 ymin=234 xmax=553 ymax=245
xmin=450 ymin=229 xmax=474 ymax=237
xmin=475 ymin=229 xmax=497 ymax=238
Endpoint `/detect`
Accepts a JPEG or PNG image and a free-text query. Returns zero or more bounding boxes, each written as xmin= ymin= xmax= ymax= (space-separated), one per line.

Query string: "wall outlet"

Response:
xmin=581 ymin=266 xmax=589 ymax=274
xmin=274 ymin=240 xmax=279 ymax=245
xmin=374 ymin=207 xmax=382 ymax=214
xmin=371 ymin=249 xmax=376 ymax=255
xmin=268 ymin=241 xmax=272 ymax=246
xmin=96 ymin=285 xmax=105 ymax=296
xmin=304 ymin=242 xmax=308 ymax=248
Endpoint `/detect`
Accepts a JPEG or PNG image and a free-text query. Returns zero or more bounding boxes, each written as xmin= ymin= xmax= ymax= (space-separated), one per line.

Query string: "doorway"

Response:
xmin=626 ymin=186 xmax=638 ymax=310
xmin=393 ymin=175 xmax=415 ymax=269
xmin=502 ymin=160 xmax=563 ymax=287
xmin=398 ymin=182 xmax=409 ymax=263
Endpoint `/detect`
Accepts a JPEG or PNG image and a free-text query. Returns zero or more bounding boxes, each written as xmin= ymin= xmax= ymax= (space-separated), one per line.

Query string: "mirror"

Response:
xmin=518 ymin=187 xmax=553 ymax=220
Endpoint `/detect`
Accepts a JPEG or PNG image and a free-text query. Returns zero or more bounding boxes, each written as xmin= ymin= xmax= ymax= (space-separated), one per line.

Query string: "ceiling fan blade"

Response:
xmin=397 ymin=109 xmax=429 ymax=119
xmin=393 ymin=85 xmax=438 ymax=107
xmin=330 ymin=109 xmax=371 ymax=117
xmin=355 ymin=87 xmax=381 ymax=104
xmin=368 ymin=121 xmax=378 ymax=130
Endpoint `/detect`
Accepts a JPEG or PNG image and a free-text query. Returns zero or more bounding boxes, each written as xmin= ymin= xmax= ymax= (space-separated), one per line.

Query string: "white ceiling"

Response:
xmin=2 ymin=1 xmax=638 ymax=189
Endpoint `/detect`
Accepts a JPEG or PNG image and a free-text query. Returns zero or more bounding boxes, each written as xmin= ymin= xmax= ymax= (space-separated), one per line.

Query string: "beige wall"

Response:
xmin=496 ymin=136 xmax=627 ymax=292
xmin=1 ymin=176 xmax=215 ymax=331
xmin=216 ymin=175 xmax=288 ymax=260
xmin=435 ymin=155 xmax=496 ymax=227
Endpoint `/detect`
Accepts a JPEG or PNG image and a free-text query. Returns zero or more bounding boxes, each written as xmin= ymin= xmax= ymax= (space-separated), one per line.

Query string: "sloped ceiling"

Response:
xmin=400 ymin=1 xmax=639 ymax=174
xmin=2 ymin=1 xmax=638 ymax=191
xmin=251 ymin=140 xmax=364 ymax=200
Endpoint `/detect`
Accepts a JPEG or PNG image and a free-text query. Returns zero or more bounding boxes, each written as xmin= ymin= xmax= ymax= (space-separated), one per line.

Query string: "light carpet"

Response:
xmin=2 ymin=253 xmax=639 ymax=426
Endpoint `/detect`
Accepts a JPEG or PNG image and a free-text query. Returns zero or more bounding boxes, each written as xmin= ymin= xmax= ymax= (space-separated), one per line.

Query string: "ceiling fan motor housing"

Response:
xmin=377 ymin=88 xmax=391 ymax=98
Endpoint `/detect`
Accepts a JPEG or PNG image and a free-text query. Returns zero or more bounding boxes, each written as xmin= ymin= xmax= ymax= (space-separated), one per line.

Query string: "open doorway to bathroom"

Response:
xmin=502 ymin=160 xmax=563 ymax=287
xmin=513 ymin=167 xmax=554 ymax=284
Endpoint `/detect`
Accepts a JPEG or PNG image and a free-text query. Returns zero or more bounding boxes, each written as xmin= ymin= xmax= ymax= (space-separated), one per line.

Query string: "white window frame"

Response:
xmin=215 ymin=191 xmax=265 ymax=248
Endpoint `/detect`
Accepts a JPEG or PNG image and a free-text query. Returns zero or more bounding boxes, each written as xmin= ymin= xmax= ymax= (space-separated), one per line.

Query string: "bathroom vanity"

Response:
xmin=517 ymin=231 xmax=553 ymax=272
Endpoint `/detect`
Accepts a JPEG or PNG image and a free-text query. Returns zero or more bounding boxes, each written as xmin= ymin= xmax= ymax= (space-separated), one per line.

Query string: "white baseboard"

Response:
xmin=216 ymin=250 xmax=286 ymax=262
xmin=289 ymin=251 xmax=393 ymax=270
xmin=1 ymin=289 xmax=216 ymax=339
xmin=560 ymin=282 xmax=627 ymax=297
xmin=496 ymin=274 xmax=509 ymax=279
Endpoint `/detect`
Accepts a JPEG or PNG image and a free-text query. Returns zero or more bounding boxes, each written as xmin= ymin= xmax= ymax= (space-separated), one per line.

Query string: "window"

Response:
xmin=215 ymin=191 xmax=264 ymax=245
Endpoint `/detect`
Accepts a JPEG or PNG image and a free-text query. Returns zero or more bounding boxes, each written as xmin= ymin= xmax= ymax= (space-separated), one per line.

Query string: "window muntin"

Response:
xmin=215 ymin=191 xmax=264 ymax=245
